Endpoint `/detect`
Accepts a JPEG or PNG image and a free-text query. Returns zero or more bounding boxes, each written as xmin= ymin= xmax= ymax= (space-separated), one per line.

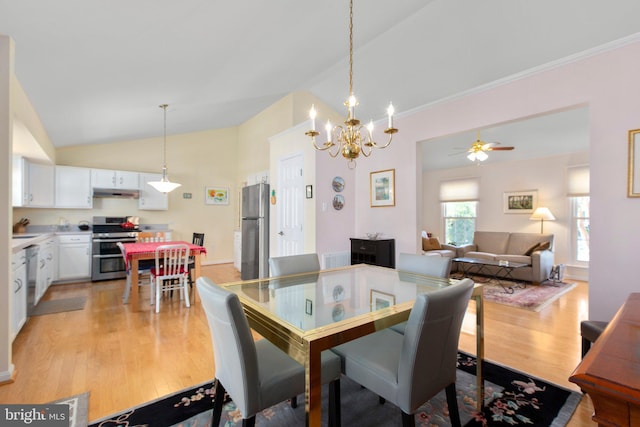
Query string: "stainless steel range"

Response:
xmin=91 ymin=216 xmax=139 ymax=281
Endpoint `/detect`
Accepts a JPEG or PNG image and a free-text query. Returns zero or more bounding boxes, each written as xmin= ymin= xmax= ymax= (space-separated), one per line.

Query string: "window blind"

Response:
xmin=568 ymin=165 xmax=590 ymax=196
xmin=440 ymin=178 xmax=479 ymax=202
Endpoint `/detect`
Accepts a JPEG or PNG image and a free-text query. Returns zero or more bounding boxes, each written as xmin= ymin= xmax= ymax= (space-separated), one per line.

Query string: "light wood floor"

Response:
xmin=0 ymin=264 xmax=594 ymax=425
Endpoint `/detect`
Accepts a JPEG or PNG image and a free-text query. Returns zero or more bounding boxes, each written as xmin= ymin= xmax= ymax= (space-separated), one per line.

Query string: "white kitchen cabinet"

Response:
xmin=11 ymin=250 xmax=27 ymax=341
xmin=91 ymin=168 xmax=139 ymax=190
xmin=12 ymin=156 xmax=55 ymax=208
xmin=138 ymin=173 xmax=169 ymax=210
xmin=57 ymin=234 xmax=92 ymax=281
xmin=34 ymin=237 xmax=55 ymax=304
xmin=55 ymin=165 xmax=93 ymax=209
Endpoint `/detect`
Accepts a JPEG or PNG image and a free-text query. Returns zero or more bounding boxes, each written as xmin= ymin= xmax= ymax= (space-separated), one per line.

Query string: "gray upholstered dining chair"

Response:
xmin=397 ymin=252 xmax=451 ymax=278
xmin=331 ymin=279 xmax=475 ymax=427
xmin=196 ymin=277 xmax=342 ymax=427
xmin=268 ymin=253 xmax=320 ymax=277
xmin=391 ymin=252 xmax=452 ymax=334
xmin=580 ymin=320 xmax=608 ymax=358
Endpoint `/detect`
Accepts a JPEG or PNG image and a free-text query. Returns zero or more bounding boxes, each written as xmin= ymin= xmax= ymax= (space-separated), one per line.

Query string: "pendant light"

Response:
xmin=149 ymin=104 xmax=181 ymax=193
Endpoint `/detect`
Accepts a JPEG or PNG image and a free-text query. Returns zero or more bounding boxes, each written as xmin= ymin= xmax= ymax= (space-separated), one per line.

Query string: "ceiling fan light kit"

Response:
xmin=466 ymin=130 xmax=514 ymax=163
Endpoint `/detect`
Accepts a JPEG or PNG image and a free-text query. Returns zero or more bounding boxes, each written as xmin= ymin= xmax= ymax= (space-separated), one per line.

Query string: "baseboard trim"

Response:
xmin=0 ymin=364 xmax=16 ymax=385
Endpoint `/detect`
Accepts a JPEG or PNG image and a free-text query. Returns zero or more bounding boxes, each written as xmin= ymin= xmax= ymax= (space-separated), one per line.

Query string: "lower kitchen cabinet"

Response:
xmin=11 ymin=250 xmax=27 ymax=341
xmin=57 ymin=234 xmax=91 ymax=281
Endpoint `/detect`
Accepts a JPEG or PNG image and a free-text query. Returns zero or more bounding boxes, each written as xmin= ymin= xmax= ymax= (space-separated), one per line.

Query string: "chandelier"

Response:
xmin=305 ymin=0 xmax=398 ymax=168
xmin=148 ymin=104 xmax=182 ymax=193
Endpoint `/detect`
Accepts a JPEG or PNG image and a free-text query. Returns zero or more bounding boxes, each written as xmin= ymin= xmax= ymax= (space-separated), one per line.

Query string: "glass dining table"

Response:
xmin=221 ymin=264 xmax=484 ymax=427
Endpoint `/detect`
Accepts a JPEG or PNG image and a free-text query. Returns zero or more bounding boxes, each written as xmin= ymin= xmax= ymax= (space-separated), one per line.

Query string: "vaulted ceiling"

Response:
xmin=2 ymin=0 xmax=639 ymax=156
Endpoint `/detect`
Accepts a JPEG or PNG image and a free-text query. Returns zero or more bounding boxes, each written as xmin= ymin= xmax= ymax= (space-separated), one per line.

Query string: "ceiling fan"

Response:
xmin=465 ymin=131 xmax=514 ymax=162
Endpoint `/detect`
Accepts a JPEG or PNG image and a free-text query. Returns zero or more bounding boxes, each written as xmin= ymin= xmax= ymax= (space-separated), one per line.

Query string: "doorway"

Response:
xmin=276 ymin=153 xmax=304 ymax=256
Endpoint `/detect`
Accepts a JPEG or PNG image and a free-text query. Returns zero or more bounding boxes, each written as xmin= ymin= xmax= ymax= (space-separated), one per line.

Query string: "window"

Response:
xmin=443 ymin=201 xmax=477 ymax=246
xmin=568 ymin=166 xmax=589 ymax=264
xmin=440 ymin=178 xmax=479 ymax=246
xmin=571 ymin=196 xmax=590 ymax=263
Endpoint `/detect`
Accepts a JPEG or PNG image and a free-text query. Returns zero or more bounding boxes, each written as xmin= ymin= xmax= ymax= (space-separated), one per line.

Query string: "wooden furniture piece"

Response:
xmin=350 ymin=237 xmax=395 ymax=268
xmin=121 ymin=241 xmax=206 ymax=309
xmin=569 ymin=293 xmax=640 ymax=426
xmin=222 ymin=264 xmax=484 ymax=427
xmin=150 ymin=244 xmax=190 ymax=313
xmin=188 ymin=232 xmax=205 ymax=285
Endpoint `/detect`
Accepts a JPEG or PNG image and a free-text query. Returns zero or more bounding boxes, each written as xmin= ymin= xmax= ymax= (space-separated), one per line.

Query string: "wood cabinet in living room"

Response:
xmin=350 ymin=238 xmax=395 ymax=268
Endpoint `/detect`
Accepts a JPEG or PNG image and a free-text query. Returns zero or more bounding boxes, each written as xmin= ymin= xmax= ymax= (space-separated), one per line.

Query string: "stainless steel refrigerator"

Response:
xmin=241 ymin=183 xmax=270 ymax=279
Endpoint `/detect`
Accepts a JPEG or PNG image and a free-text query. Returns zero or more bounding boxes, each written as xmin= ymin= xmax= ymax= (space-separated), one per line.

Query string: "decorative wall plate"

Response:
xmin=333 ymin=194 xmax=345 ymax=210
xmin=332 ymin=176 xmax=345 ymax=192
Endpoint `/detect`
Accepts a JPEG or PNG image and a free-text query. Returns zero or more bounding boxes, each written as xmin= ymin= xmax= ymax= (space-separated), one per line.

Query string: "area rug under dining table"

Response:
xmin=89 ymin=352 xmax=581 ymax=427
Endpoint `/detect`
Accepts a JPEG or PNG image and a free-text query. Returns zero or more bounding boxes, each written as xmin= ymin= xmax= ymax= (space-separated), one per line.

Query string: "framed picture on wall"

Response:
xmin=503 ymin=190 xmax=537 ymax=213
xmin=205 ymin=187 xmax=230 ymax=205
xmin=628 ymin=129 xmax=640 ymax=197
xmin=370 ymin=169 xmax=395 ymax=207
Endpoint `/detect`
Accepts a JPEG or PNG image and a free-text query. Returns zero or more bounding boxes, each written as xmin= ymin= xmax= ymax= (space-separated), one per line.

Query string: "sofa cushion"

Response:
xmin=506 ymin=233 xmax=554 ymax=256
xmin=464 ymin=251 xmax=497 ymax=261
xmin=473 ymin=231 xmax=510 ymax=254
xmin=422 ymin=237 xmax=442 ymax=251
xmin=537 ymin=241 xmax=551 ymax=251
xmin=524 ymin=243 xmax=540 ymax=256
xmin=499 ymin=254 xmax=532 ymax=265
xmin=423 ymin=249 xmax=455 ymax=258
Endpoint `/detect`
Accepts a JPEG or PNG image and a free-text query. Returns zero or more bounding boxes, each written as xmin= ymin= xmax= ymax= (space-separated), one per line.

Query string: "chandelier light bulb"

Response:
xmin=309 ymin=105 xmax=317 ymax=131
xmin=326 ymin=120 xmax=333 ymax=143
xmin=367 ymin=120 xmax=374 ymax=133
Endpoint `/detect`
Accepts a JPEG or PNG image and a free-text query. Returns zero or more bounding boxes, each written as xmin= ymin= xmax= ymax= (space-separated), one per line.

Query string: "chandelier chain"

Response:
xmin=160 ymin=104 xmax=168 ymax=168
xmin=349 ymin=0 xmax=353 ymax=96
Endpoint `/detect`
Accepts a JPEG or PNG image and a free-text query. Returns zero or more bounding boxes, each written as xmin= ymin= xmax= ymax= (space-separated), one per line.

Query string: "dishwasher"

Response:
xmin=25 ymin=244 xmax=39 ymax=314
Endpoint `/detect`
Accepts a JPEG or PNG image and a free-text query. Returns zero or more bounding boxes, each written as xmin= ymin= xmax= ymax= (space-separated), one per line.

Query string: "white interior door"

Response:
xmin=276 ymin=154 xmax=304 ymax=256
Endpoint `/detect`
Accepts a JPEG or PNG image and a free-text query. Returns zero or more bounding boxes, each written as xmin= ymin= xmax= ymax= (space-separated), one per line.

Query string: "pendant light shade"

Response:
xmin=149 ymin=104 xmax=181 ymax=193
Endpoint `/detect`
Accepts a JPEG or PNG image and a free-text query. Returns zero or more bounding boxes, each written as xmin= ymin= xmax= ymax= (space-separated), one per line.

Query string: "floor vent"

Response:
xmin=322 ymin=252 xmax=351 ymax=269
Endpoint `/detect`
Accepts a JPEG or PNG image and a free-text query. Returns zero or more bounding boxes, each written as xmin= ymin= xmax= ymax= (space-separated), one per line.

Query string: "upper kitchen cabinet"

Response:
xmin=91 ymin=168 xmax=139 ymax=190
xmin=55 ymin=166 xmax=93 ymax=209
xmin=12 ymin=156 xmax=55 ymax=208
xmin=139 ymin=173 xmax=168 ymax=210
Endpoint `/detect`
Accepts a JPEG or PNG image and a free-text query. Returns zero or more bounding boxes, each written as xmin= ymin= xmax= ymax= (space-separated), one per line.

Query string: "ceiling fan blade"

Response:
xmin=489 ymin=146 xmax=515 ymax=151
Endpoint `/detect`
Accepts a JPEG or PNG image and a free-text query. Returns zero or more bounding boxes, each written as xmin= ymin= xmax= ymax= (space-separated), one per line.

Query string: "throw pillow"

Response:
xmin=537 ymin=241 xmax=551 ymax=251
xmin=422 ymin=237 xmax=442 ymax=251
xmin=524 ymin=243 xmax=540 ymax=256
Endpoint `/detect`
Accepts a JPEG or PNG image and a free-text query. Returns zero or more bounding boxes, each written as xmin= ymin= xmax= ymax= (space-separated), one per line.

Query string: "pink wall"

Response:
xmin=340 ymin=38 xmax=640 ymax=320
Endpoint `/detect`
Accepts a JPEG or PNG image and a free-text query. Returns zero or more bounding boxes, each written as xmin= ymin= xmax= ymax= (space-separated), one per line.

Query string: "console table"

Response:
xmin=350 ymin=237 xmax=395 ymax=268
xmin=569 ymin=293 xmax=640 ymax=426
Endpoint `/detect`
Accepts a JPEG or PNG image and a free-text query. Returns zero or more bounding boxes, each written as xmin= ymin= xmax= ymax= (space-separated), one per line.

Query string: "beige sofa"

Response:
xmin=456 ymin=231 xmax=555 ymax=284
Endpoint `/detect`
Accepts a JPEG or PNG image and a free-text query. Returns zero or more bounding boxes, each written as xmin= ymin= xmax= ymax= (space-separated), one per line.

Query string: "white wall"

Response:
xmin=342 ymin=37 xmax=640 ymax=321
xmin=422 ymin=151 xmax=589 ymax=280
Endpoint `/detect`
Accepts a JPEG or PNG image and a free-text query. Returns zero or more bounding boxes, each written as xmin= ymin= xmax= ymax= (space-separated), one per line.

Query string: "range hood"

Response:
xmin=93 ymin=188 xmax=140 ymax=199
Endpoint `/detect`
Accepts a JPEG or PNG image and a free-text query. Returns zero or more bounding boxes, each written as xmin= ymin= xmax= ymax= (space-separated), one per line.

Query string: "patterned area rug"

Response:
xmin=452 ymin=274 xmax=578 ymax=312
xmin=50 ymin=392 xmax=90 ymax=427
xmin=88 ymin=352 xmax=581 ymax=427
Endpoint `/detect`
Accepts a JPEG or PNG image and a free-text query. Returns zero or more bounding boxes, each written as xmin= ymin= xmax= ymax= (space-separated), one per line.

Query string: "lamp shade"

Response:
xmin=529 ymin=207 xmax=556 ymax=221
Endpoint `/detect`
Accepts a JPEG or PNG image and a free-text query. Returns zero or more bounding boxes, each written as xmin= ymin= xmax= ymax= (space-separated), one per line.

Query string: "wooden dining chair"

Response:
xmin=151 ymin=244 xmax=190 ymax=313
xmin=188 ymin=232 xmax=205 ymax=285
xmin=118 ymin=242 xmax=153 ymax=305
xmin=196 ymin=277 xmax=341 ymax=427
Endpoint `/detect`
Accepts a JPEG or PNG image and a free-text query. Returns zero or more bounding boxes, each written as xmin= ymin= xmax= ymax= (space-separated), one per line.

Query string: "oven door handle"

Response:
xmin=92 ymin=239 xmax=137 ymax=243
xmin=92 ymin=254 xmax=125 ymax=259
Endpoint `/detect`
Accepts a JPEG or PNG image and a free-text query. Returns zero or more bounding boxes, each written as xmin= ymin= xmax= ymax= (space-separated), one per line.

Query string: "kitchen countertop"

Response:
xmin=12 ymin=230 xmax=92 ymax=253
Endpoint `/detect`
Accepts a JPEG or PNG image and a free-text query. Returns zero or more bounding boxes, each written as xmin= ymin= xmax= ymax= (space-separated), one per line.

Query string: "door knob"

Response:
xmin=278 ymin=231 xmax=284 ymax=236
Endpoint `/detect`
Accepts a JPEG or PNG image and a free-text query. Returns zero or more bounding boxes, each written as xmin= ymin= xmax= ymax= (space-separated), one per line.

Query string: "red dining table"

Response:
xmin=121 ymin=241 xmax=207 ymax=309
